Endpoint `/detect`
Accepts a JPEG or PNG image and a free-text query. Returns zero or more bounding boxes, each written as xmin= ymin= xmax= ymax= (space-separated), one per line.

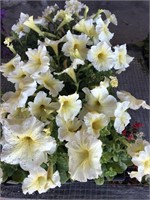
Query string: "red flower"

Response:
xmin=127 ymin=134 xmax=135 ymax=141
xmin=122 ymin=129 xmax=126 ymax=136
xmin=133 ymin=122 xmax=143 ymax=129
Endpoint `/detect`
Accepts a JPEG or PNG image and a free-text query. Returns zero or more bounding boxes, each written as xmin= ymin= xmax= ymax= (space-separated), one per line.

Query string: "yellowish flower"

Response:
xmin=53 ymin=10 xmax=73 ymax=30
xmin=109 ymin=76 xmax=118 ymax=87
xmin=112 ymin=44 xmax=134 ymax=73
xmin=83 ymin=86 xmax=117 ymax=117
xmin=12 ymin=12 xmax=30 ymax=38
xmin=74 ymin=19 xmax=97 ymax=39
xmin=117 ymin=91 xmax=150 ymax=110
xmin=96 ymin=17 xmax=114 ymax=44
xmin=84 ymin=112 xmax=110 ymax=137
xmin=28 ymin=91 xmax=57 ymax=121
xmin=66 ymin=130 xmax=103 ymax=182
xmin=24 ymin=16 xmax=44 ymax=36
xmin=62 ymin=30 xmax=88 ymax=61
xmin=87 ymin=42 xmax=114 ymax=71
xmin=114 ymin=101 xmax=131 ymax=134
xmin=57 ymin=93 xmax=82 ymax=121
xmin=129 ymin=144 xmax=150 ymax=182
xmin=35 ymin=71 xmax=64 ymax=97
xmin=1 ymin=116 xmax=56 ymax=169
xmin=0 ymin=54 xmax=21 ymax=77
xmin=56 ymin=115 xmax=82 ymax=141
xmin=23 ymin=44 xmax=50 ymax=75
xmin=22 ymin=166 xmax=61 ymax=194
xmin=127 ymin=138 xmax=149 ymax=157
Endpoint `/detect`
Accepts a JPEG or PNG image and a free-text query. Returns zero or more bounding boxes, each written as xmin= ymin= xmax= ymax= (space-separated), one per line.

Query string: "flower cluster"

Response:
xmin=0 ymin=0 xmax=150 ymax=194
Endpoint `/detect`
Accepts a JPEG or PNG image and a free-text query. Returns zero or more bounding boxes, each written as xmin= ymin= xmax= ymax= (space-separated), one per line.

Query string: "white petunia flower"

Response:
xmin=87 ymin=42 xmax=114 ymax=71
xmin=56 ymin=115 xmax=82 ymax=141
xmin=84 ymin=112 xmax=110 ymax=137
xmin=0 ymin=54 xmax=21 ymax=77
xmin=44 ymin=37 xmax=66 ymax=56
xmin=23 ymin=44 xmax=50 ymax=75
xmin=129 ymin=144 xmax=150 ymax=182
xmin=114 ymin=101 xmax=131 ymax=134
xmin=96 ymin=17 xmax=114 ymax=44
xmin=65 ymin=0 xmax=86 ymax=14
xmin=57 ymin=93 xmax=82 ymax=121
xmin=22 ymin=166 xmax=61 ymax=194
xmin=112 ymin=44 xmax=134 ymax=73
xmin=66 ymin=130 xmax=103 ymax=182
xmin=83 ymin=86 xmax=117 ymax=117
xmin=28 ymin=91 xmax=57 ymax=121
xmin=42 ymin=4 xmax=59 ymax=19
xmin=53 ymin=10 xmax=73 ymax=30
xmin=62 ymin=30 xmax=89 ymax=61
xmin=12 ymin=12 xmax=30 ymax=38
xmin=117 ymin=91 xmax=150 ymax=110
xmin=1 ymin=77 xmax=37 ymax=112
xmin=23 ymin=16 xmax=44 ymax=36
xmin=74 ymin=19 xmax=98 ymax=40
xmin=35 ymin=71 xmax=64 ymax=97
xmin=1 ymin=116 xmax=56 ymax=169
xmin=103 ymin=10 xmax=118 ymax=25
xmin=7 ymin=62 xmax=28 ymax=84
xmin=127 ymin=138 xmax=149 ymax=157
xmin=22 ymin=167 xmax=47 ymax=194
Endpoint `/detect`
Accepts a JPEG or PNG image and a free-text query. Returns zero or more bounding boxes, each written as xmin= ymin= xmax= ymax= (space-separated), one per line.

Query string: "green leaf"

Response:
xmin=59 ymin=171 xmax=69 ymax=184
xmin=12 ymin=169 xmax=28 ymax=183
xmin=95 ymin=176 xmax=105 ymax=185
xmin=1 ymin=163 xmax=18 ymax=182
xmin=56 ymin=153 xmax=69 ymax=172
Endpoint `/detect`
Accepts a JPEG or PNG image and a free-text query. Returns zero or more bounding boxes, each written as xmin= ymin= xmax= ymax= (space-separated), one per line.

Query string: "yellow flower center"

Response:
xmin=98 ymin=52 xmax=106 ymax=61
xmin=37 ymin=176 xmax=46 ymax=186
xmin=74 ymin=43 xmax=79 ymax=50
xmin=92 ymin=120 xmax=102 ymax=131
xmin=6 ymin=63 xmax=15 ymax=72
xmin=144 ymin=159 xmax=150 ymax=169
xmin=22 ymin=136 xmax=33 ymax=145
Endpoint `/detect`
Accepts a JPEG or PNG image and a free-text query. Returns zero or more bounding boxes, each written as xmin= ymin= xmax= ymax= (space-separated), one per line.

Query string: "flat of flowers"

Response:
xmin=1 ymin=181 xmax=149 ymax=200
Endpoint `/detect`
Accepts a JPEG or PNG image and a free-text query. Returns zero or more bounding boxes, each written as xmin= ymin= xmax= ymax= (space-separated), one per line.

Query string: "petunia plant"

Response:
xmin=0 ymin=0 xmax=150 ymax=194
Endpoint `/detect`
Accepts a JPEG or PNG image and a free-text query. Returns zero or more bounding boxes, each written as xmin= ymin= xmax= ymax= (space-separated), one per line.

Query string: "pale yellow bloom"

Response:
xmin=127 ymin=138 xmax=149 ymax=157
xmin=57 ymin=93 xmax=82 ymax=121
xmin=56 ymin=115 xmax=82 ymax=141
xmin=53 ymin=10 xmax=73 ymax=30
xmin=0 ymin=54 xmax=21 ymax=77
xmin=83 ymin=86 xmax=117 ymax=117
xmin=109 ymin=76 xmax=118 ymax=87
xmin=22 ymin=166 xmax=61 ymax=194
xmin=66 ymin=130 xmax=103 ymax=182
xmin=62 ymin=30 xmax=89 ymax=61
xmin=96 ymin=17 xmax=114 ymax=44
xmin=12 ymin=12 xmax=30 ymax=38
xmin=87 ymin=42 xmax=114 ymax=71
xmin=35 ymin=71 xmax=64 ymax=97
xmin=129 ymin=144 xmax=150 ymax=182
xmin=112 ymin=44 xmax=134 ymax=73
xmin=114 ymin=101 xmax=131 ymax=134
xmin=65 ymin=0 xmax=86 ymax=14
xmin=28 ymin=91 xmax=57 ymax=121
xmin=74 ymin=19 xmax=97 ymax=39
xmin=117 ymin=91 xmax=150 ymax=110
xmin=24 ymin=16 xmax=44 ymax=36
xmin=23 ymin=44 xmax=50 ymax=75
xmin=1 ymin=116 xmax=56 ymax=169
xmin=84 ymin=112 xmax=110 ymax=137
